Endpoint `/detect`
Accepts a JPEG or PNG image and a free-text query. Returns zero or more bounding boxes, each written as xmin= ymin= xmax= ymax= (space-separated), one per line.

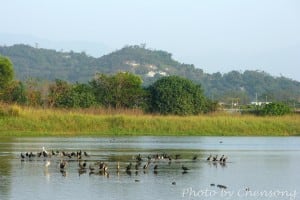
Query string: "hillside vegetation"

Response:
xmin=0 ymin=44 xmax=299 ymax=103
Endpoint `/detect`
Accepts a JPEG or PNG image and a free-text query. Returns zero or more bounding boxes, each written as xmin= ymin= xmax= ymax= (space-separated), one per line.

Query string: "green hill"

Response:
xmin=1 ymin=44 xmax=299 ymax=103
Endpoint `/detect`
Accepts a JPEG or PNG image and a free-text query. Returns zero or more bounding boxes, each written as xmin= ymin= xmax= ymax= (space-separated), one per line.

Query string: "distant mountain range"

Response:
xmin=0 ymin=44 xmax=299 ymax=103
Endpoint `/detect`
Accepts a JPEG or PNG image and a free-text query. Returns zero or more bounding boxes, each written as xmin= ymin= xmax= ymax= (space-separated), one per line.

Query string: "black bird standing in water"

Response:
xmin=126 ymin=163 xmax=132 ymax=171
xmin=222 ymin=157 xmax=228 ymax=163
xmin=143 ymin=161 xmax=150 ymax=170
xmin=60 ymin=160 xmax=68 ymax=169
xmin=42 ymin=147 xmax=48 ymax=157
xmin=136 ymin=154 xmax=143 ymax=162
xmin=37 ymin=152 xmax=42 ymax=158
xmin=84 ymin=151 xmax=89 ymax=157
xmin=135 ymin=163 xmax=139 ymax=171
xmin=212 ymin=155 xmax=218 ymax=162
xmin=79 ymin=161 xmax=87 ymax=169
xmin=125 ymin=163 xmax=132 ymax=176
xmin=192 ymin=155 xmax=198 ymax=161
xmin=182 ymin=165 xmax=190 ymax=171
xmin=219 ymin=155 xmax=224 ymax=162
xmin=207 ymin=154 xmax=212 ymax=161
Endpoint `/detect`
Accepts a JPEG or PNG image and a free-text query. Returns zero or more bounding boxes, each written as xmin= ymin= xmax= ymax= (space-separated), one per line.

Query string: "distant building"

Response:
xmin=250 ymin=101 xmax=271 ymax=106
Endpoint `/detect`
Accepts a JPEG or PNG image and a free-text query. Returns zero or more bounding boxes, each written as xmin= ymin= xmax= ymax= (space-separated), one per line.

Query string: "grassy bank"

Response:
xmin=0 ymin=105 xmax=299 ymax=137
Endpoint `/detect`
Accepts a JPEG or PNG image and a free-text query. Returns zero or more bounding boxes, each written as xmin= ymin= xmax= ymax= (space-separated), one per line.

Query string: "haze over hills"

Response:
xmin=0 ymin=33 xmax=109 ymax=57
xmin=0 ymin=44 xmax=299 ymax=103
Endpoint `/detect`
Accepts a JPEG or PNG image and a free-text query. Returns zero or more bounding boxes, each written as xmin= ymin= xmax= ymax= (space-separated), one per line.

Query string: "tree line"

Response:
xmin=0 ymin=55 xmax=292 ymax=116
xmin=2 ymin=44 xmax=299 ymax=105
xmin=0 ymin=55 xmax=217 ymax=115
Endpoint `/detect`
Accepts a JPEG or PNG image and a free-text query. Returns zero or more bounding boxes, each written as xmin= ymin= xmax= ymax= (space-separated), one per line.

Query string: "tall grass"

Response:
xmin=0 ymin=104 xmax=299 ymax=137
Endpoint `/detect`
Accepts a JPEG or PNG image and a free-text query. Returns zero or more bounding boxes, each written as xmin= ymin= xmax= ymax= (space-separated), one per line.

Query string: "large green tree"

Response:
xmin=0 ymin=55 xmax=14 ymax=90
xmin=148 ymin=76 xmax=207 ymax=115
xmin=90 ymin=72 xmax=146 ymax=108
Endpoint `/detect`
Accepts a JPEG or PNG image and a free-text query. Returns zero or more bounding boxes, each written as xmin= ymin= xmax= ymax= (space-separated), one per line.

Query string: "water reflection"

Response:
xmin=0 ymin=137 xmax=299 ymax=200
xmin=0 ymin=137 xmax=14 ymax=200
xmin=0 ymin=155 xmax=12 ymax=200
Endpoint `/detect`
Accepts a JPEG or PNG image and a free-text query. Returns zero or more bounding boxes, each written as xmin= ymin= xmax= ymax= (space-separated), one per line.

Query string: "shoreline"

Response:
xmin=0 ymin=106 xmax=299 ymax=137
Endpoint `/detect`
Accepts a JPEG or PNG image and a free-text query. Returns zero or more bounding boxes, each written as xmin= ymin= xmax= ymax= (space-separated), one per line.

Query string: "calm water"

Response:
xmin=0 ymin=136 xmax=299 ymax=200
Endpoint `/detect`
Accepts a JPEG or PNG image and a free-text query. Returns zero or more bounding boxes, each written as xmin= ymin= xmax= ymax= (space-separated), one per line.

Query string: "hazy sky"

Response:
xmin=1 ymin=0 xmax=300 ymax=81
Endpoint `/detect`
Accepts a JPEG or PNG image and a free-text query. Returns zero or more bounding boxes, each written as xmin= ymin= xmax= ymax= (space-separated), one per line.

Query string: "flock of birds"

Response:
xmin=20 ymin=147 xmax=230 ymax=184
xmin=206 ymin=154 xmax=228 ymax=165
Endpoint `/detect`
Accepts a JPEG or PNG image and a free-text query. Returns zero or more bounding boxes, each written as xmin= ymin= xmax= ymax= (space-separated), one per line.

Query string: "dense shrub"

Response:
xmin=260 ymin=102 xmax=291 ymax=116
xmin=147 ymin=76 xmax=207 ymax=115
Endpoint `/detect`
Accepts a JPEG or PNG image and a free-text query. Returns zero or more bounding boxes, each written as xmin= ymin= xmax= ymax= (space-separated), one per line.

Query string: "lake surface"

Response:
xmin=0 ymin=136 xmax=299 ymax=200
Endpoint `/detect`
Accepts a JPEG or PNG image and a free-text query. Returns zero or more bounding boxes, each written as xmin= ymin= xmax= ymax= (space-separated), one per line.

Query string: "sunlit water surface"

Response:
xmin=0 ymin=136 xmax=299 ymax=200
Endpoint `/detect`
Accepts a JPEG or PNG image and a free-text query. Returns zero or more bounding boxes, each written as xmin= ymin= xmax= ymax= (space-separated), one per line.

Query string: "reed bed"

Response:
xmin=0 ymin=104 xmax=299 ymax=137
